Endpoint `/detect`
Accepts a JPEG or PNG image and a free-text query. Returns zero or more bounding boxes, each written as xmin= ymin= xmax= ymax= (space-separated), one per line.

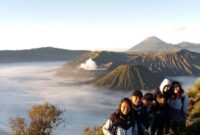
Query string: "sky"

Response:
xmin=0 ymin=0 xmax=200 ymax=51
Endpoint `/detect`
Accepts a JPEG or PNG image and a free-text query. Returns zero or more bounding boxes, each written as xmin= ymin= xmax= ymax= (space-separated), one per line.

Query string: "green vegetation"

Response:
xmin=10 ymin=102 xmax=64 ymax=135
xmin=186 ymin=79 xmax=200 ymax=135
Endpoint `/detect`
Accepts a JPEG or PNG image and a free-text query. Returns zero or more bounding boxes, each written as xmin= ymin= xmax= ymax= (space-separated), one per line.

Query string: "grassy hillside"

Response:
xmin=186 ymin=79 xmax=200 ymax=134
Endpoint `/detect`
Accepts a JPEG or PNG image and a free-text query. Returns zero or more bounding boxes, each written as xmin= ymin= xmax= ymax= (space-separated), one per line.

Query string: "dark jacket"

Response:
xmin=110 ymin=109 xmax=135 ymax=130
xmin=132 ymin=105 xmax=148 ymax=135
xmin=153 ymin=103 xmax=170 ymax=122
xmin=143 ymin=105 xmax=156 ymax=129
xmin=103 ymin=109 xmax=137 ymax=135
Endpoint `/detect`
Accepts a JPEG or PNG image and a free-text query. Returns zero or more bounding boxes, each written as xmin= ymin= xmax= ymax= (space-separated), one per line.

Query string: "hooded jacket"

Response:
xmin=159 ymin=78 xmax=172 ymax=93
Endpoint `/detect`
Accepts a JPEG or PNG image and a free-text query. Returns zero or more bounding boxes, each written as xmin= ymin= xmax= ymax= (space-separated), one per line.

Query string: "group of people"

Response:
xmin=102 ymin=78 xmax=188 ymax=135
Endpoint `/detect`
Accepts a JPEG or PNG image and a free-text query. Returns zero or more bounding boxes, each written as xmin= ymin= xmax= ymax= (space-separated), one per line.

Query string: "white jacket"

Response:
xmin=102 ymin=119 xmax=138 ymax=135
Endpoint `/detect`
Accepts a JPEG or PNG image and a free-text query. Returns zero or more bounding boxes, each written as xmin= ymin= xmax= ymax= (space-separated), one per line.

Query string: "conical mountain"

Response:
xmin=95 ymin=64 xmax=164 ymax=90
xmin=128 ymin=36 xmax=180 ymax=52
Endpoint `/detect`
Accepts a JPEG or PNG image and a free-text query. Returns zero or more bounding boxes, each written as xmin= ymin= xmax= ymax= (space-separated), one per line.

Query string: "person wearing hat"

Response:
xmin=130 ymin=90 xmax=148 ymax=135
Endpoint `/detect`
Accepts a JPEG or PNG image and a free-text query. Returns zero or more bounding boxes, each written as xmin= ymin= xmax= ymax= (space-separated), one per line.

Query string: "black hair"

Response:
xmin=143 ymin=93 xmax=154 ymax=101
xmin=119 ymin=98 xmax=132 ymax=109
xmin=172 ymin=81 xmax=184 ymax=94
xmin=156 ymin=93 xmax=165 ymax=99
xmin=131 ymin=90 xmax=143 ymax=99
xmin=172 ymin=81 xmax=182 ymax=89
xmin=156 ymin=93 xmax=166 ymax=105
xmin=163 ymin=85 xmax=171 ymax=90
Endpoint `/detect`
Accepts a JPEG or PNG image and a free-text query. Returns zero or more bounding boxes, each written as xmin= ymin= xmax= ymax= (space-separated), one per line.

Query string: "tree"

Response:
xmin=10 ymin=103 xmax=64 ymax=135
xmin=10 ymin=117 xmax=27 ymax=135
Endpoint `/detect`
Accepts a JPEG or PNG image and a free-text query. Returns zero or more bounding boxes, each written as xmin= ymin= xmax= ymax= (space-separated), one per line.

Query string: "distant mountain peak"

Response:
xmin=179 ymin=41 xmax=192 ymax=44
xmin=177 ymin=41 xmax=199 ymax=47
xmin=140 ymin=36 xmax=167 ymax=46
xmin=144 ymin=36 xmax=165 ymax=43
xmin=128 ymin=36 xmax=200 ymax=53
xmin=128 ymin=36 xmax=178 ymax=52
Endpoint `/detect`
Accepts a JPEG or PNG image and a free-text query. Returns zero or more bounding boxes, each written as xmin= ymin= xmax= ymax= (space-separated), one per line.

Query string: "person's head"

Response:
xmin=130 ymin=90 xmax=143 ymax=106
xmin=163 ymin=85 xmax=171 ymax=93
xmin=172 ymin=81 xmax=184 ymax=96
xmin=143 ymin=93 xmax=154 ymax=107
xmin=119 ymin=98 xmax=132 ymax=115
xmin=159 ymin=78 xmax=172 ymax=93
xmin=156 ymin=94 xmax=166 ymax=105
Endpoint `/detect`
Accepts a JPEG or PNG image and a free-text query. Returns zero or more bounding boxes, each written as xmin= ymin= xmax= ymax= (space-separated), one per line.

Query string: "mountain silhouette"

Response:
xmin=128 ymin=36 xmax=180 ymax=52
xmin=0 ymin=47 xmax=89 ymax=63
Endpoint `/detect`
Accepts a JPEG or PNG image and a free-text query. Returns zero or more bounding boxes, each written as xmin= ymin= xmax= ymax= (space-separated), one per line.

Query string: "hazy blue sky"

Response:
xmin=0 ymin=0 xmax=200 ymax=51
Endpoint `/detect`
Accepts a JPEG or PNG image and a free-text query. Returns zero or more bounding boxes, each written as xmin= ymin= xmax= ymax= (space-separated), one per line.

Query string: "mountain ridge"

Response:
xmin=62 ymin=49 xmax=200 ymax=76
xmin=128 ymin=36 xmax=200 ymax=53
xmin=0 ymin=47 xmax=89 ymax=63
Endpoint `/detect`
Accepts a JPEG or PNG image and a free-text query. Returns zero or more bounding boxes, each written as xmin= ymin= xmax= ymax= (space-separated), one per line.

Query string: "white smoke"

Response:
xmin=80 ymin=58 xmax=99 ymax=70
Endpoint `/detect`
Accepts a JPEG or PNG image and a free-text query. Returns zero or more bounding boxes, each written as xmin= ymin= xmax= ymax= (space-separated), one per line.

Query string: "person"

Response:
xmin=153 ymin=78 xmax=172 ymax=101
xmin=153 ymin=78 xmax=172 ymax=134
xmin=168 ymin=81 xmax=188 ymax=135
xmin=153 ymin=78 xmax=172 ymax=100
xmin=159 ymin=79 xmax=172 ymax=94
xmin=150 ymin=94 xmax=170 ymax=135
xmin=102 ymin=98 xmax=138 ymax=135
xmin=130 ymin=90 xmax=148 ymax=135
xmin=142 ymin=93 xmax=155 ymax=130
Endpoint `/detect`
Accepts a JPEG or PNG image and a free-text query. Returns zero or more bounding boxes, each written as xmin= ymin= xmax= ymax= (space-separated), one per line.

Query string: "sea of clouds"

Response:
xmin=0 ymin=61 xmax=198 ymax=135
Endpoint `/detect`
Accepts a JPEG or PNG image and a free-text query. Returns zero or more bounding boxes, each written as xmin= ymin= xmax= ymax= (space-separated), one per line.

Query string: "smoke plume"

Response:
xmin=80 ymin=58 xmax=99 ymax=70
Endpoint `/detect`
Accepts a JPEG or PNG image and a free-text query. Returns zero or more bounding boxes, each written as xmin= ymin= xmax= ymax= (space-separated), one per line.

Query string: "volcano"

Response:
xmin=95 ymin=64 xmax=164 ymax=90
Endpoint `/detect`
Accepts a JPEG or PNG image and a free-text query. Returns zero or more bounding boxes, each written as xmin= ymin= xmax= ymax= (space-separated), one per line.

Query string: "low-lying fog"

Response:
xmin=0 ymin=62 xmax=199 ymax=135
